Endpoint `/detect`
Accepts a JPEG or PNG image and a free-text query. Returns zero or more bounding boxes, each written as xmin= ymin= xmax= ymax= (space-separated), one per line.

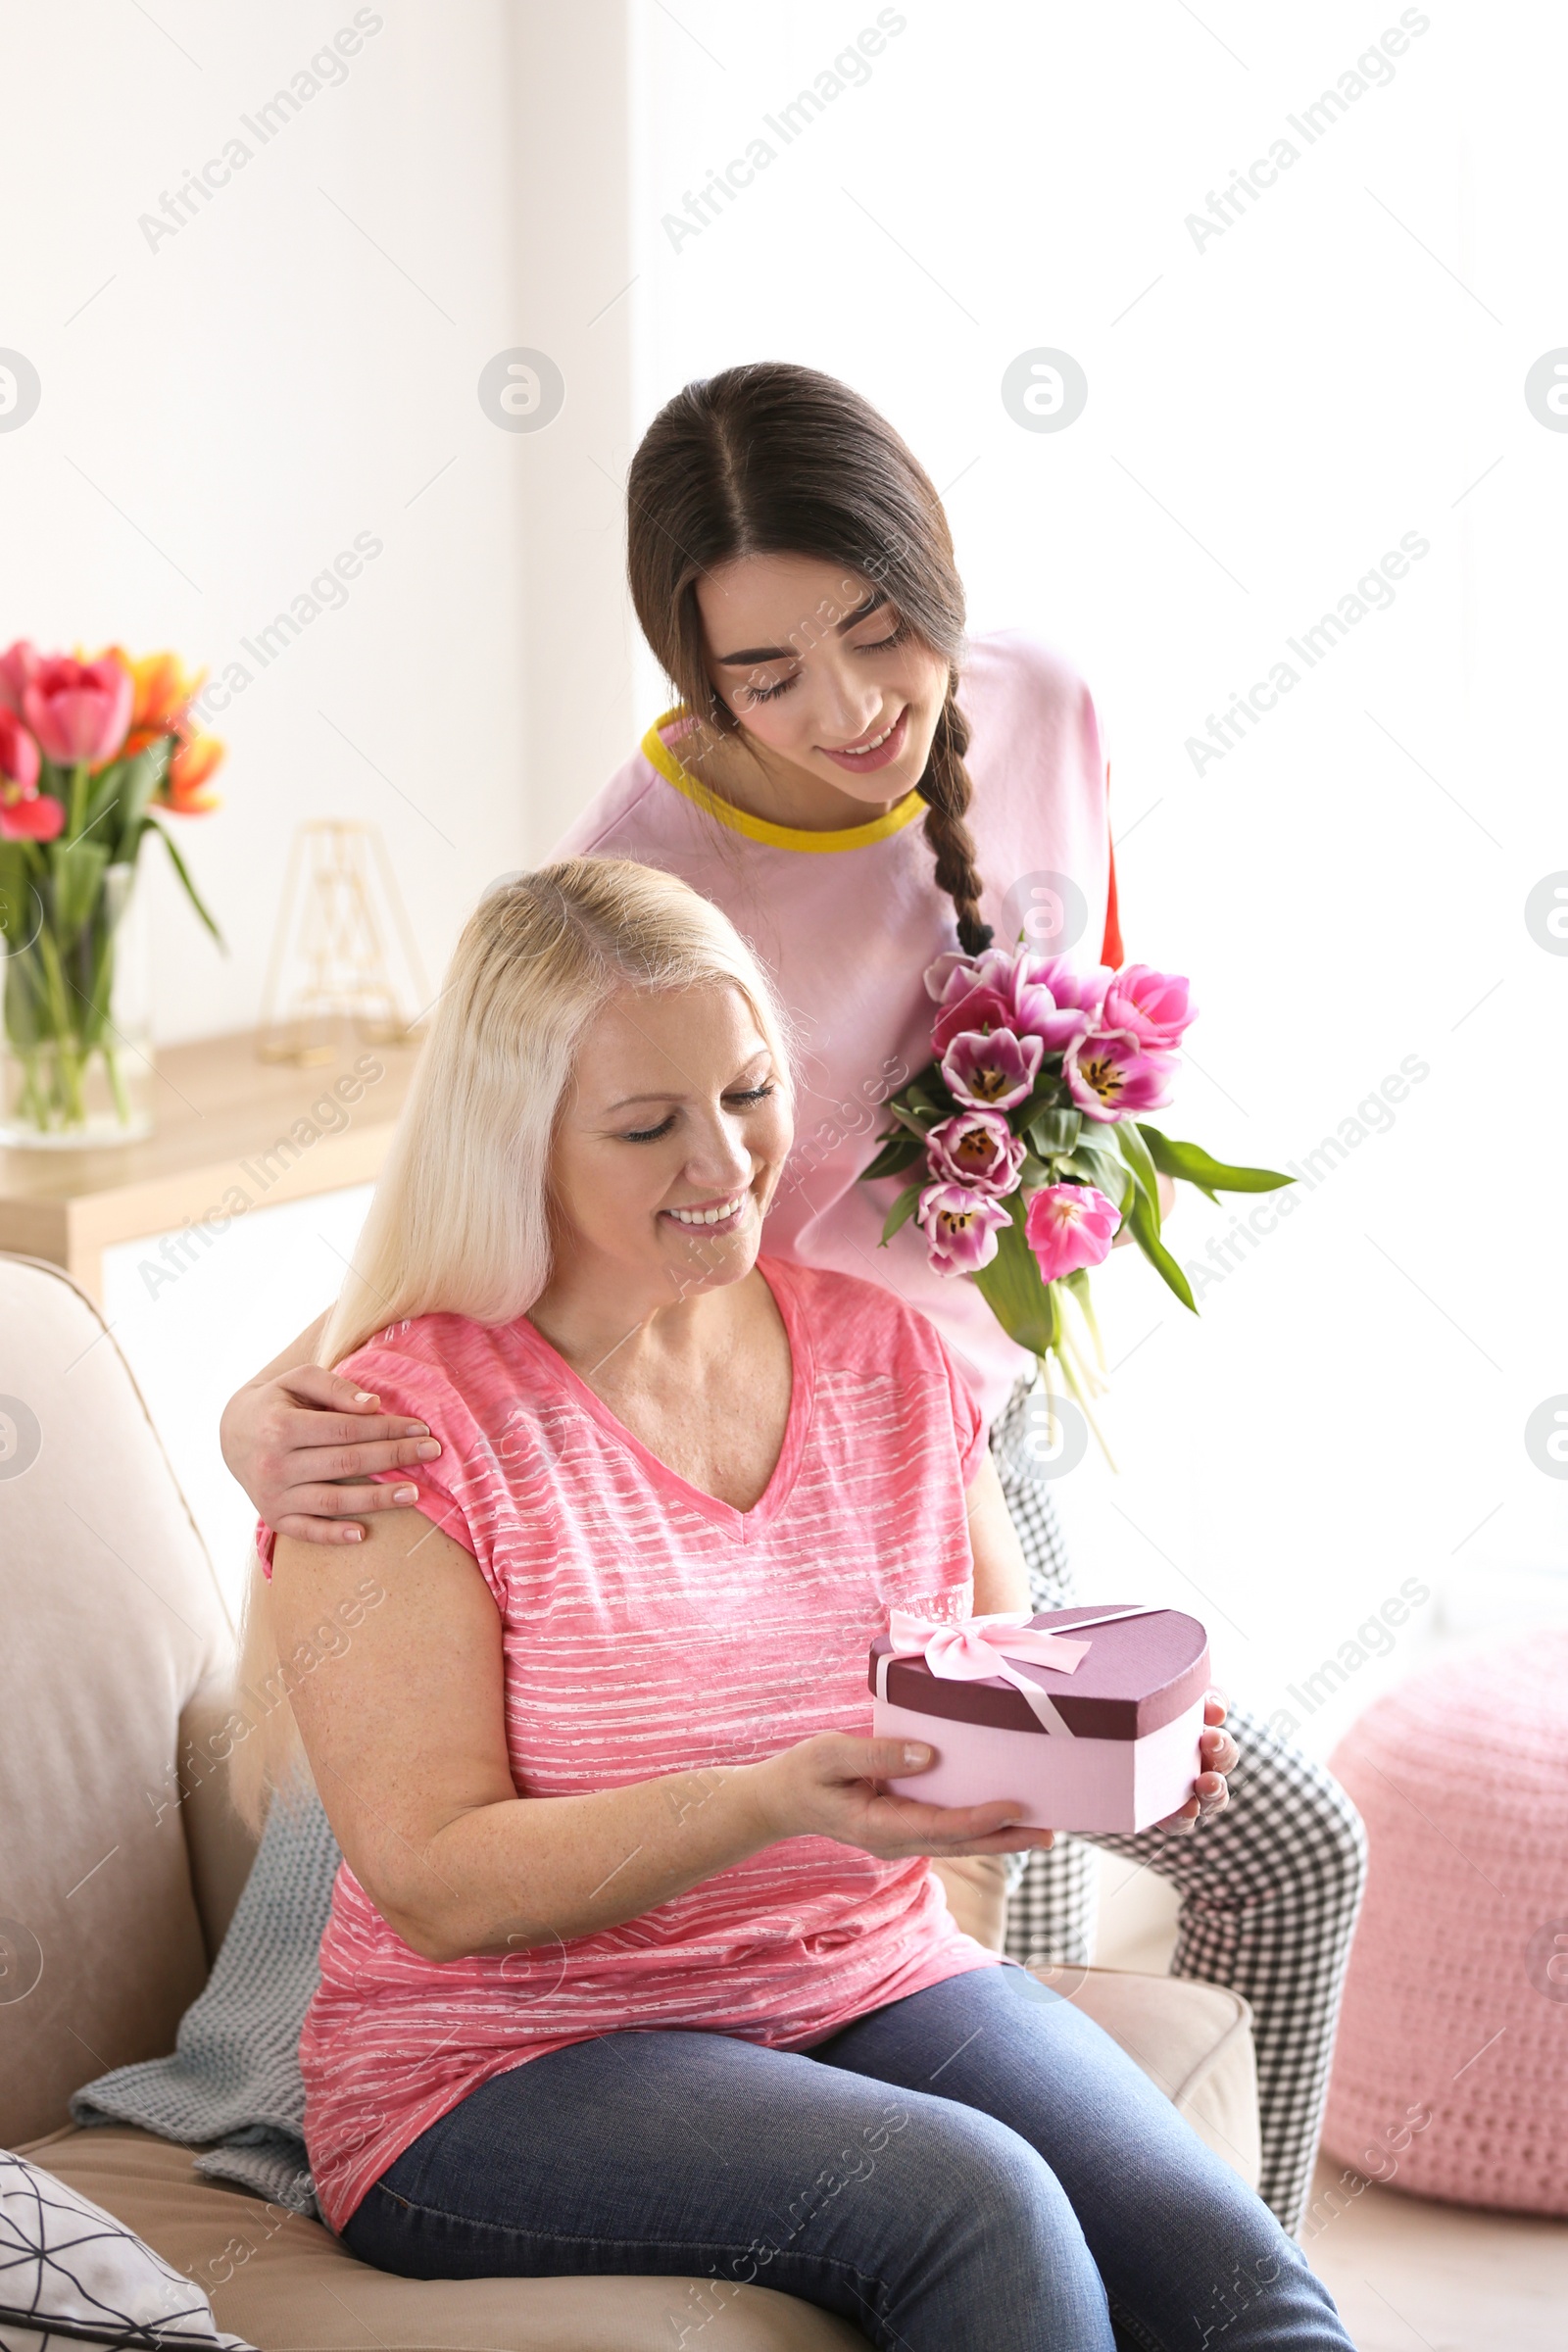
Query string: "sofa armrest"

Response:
xmin=178 ymin=1676 xmax=263 ymax=1969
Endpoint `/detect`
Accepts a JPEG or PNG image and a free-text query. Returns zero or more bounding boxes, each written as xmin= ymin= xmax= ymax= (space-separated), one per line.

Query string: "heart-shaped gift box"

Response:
xmin=868 ymin=1604 xmax=1210 ymax=1835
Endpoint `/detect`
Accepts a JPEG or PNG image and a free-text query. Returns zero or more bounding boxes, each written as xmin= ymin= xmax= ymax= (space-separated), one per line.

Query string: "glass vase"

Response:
xmin=1 ymin=859 xmax=154 ymax=1148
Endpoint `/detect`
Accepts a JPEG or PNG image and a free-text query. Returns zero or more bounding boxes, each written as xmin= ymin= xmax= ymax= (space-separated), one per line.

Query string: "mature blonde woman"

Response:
xmin=238 ymin=858 xmax=1350 ymax=2352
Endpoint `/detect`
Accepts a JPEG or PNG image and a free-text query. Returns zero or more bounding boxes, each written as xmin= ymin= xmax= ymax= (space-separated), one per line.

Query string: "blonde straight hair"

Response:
xmin=228 ymin=857 xmax=792 ymax=1831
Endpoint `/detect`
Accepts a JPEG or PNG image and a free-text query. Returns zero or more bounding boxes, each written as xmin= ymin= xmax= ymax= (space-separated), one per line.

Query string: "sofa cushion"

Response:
xmin=18 ymin=2129 xmax=862 ymax=2352
xmin=0 ymin=2145 xmax=252 ymax=2352
xmin=1067 ymin=1968 xmax=1261 ymax=2189
xmin=0 ymin=1257 xmax=235 ymax=2148
xmin=23 ymin=1965 xmax=1256 ymax=2351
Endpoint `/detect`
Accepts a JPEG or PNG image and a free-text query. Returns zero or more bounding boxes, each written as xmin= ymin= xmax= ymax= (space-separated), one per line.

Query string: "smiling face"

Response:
xmin=546 ymin=980 xmax=793 ymax=1312
xmin=693 ymin=552 xmax=950 ymax=817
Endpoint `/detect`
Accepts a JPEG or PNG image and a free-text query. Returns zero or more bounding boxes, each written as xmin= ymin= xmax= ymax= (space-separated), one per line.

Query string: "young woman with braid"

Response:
xmin=220 ymin=362 xmax=1366 ymax=2234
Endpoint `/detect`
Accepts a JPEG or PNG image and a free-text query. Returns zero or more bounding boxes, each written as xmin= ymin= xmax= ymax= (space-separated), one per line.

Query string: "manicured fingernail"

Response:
xmin=342 ymin=1526 xmax=363 ymax=1543
xmin=404 ymin=1422 xmax=429 ymax=1436
xmin=354 ymin=1392 xmax=378 ymax=1404
xmin=902 ymin=1743 xmax=932 ymax=1766
xmin=416 ymin=1441 xmax=441 ymax=1459
xmin=393 ymin=1484 xmax=418 ymax=1503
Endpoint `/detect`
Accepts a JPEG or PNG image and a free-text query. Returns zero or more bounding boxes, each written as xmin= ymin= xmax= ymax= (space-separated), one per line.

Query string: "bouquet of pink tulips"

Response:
xmin=862 ymin=944 xmax=1289 ymax=1426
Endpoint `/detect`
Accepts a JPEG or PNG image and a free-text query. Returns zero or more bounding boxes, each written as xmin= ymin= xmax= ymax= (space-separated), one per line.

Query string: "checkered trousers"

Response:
xmin=990 ymin=1380 xmax=1367 ymax=2235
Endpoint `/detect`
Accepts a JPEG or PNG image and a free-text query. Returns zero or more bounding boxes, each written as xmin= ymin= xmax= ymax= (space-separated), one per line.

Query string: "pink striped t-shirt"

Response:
xmin=266 ymin=1259 xmax=1002 ymax=2231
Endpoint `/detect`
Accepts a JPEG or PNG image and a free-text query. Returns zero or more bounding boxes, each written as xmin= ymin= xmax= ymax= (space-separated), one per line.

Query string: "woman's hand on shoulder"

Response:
xmin=220 ymin=1358 xmax=442 ymax=1544
xmin=748 ymin=1732 xmax=1054 ymax=1861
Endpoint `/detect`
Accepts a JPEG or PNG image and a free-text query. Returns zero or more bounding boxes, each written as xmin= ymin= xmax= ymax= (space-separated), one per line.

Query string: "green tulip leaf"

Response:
xmin=971 ymin=1198 xmax=1061 ymax=1356
xmin=147 ymin=818 xmax=224 ymax=948
xmin=78 ymin=745 xmax=169 ymax=868
xmin=883 ymin=1097 xmax=940 ymax=1141
xmin=0 ymin=844 xmax=34 ymax=951
xmin=1014 ymin=1070 xmax=1070 ymax=1132
xmin=1125 ymin=1180 xmax=1197 ymax=1311
xmin=4 ymin=949 xmax=49 ymax=1048
xmin=1113 ymin=1114 xmax=1163 ymax=1214
xmin=48 ymin=842 xmax=111 ymax=953
xmin=862 ymin=1132 xmax=925 ymax=1183
xmin=1061 ymin=1144 xmax=1131 ymax=1208
xmin=1028 ymin=1105 xmax=1082 ymax=1156
xmin=1138 ymin=1123 xmax=1294 ymax=1196
xmin=879 ymin=1179 xmax=925 ymax=1246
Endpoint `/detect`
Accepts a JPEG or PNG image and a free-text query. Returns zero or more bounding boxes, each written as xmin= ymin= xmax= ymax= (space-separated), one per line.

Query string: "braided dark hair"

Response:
xmin=626 ymin=362 xmax=993 ymax=956
xmin=917 ymin=675 xmax=993 ymax=957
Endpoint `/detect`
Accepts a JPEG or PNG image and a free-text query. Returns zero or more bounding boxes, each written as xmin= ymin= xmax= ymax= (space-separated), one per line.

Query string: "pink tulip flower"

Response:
xmin=931 ymin=983 xmax=1015 ymax=1055
xmin=941 ymin=1026 xmax=1044 ymax=1112
xmin=0 ymin=709 xmax=41 ymax=798
xmin=1063 ymin=1025 xmax=1177 ymax=1122
xmin=1103 ymin=963 xmax=1197 ymax=1049
xmin=924 ymin=948 xmax=978 ymax=1003
xmin=23 ymin=655 xmax=133 ymax=768
xmin=1024 ymin=1184 xmax=1122 ymax=1281
xmin=1026 ymin=954 xmax=1113 ymax=1019
xmin=934 ymin=951 xmax=1091 ymax=1055
xmin=917 ymin=1182 xmax=1012 ymax=1275
xmin=0 ymin=640 xmax=39 ymax=717
xmin=926 ymin=1106 xmax=1026 ymax=1197
xmin=1007 ymin=975 xmax=1094 ymax=1052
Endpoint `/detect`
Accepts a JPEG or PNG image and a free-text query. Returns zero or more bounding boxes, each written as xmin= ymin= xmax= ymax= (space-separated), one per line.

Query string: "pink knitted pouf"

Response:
xmin=1322 ymin=1633 xmax=1568 ymax=2214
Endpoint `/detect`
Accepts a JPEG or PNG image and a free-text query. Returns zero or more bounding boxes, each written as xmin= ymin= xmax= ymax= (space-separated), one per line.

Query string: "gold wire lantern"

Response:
xmin=257 ymin=819 xmax=430 ymax=1066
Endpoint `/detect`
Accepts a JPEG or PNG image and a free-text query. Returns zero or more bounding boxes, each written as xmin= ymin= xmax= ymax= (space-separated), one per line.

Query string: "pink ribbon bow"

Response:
xmin=886 ymin=1609 xmax=1092 ymax=1736
xmin=888 ymin=1609 xmax=1092 ymax=1680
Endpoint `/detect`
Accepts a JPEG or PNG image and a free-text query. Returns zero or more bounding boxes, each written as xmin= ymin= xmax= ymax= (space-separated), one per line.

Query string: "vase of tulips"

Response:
xmin=0 ymin=643 xmax=222 ymax=1148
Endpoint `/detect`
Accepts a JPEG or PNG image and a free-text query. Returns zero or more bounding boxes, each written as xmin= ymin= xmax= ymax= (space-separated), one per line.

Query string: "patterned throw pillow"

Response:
xmin=0 ymin=2151 xmax=254 ymax=2352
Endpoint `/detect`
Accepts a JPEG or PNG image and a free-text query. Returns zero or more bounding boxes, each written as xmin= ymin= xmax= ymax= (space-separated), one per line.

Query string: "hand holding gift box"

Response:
xmin=870 ymin=1603 xmax=1214 ymax=1835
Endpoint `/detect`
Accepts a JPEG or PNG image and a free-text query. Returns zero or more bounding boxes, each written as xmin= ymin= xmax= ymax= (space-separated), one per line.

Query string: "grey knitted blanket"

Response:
xmin=70 ymin=1790 xmax=340 ymax=2223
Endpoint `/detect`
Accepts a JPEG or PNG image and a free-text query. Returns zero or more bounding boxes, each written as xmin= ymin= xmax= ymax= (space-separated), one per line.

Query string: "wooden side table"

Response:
xmin=0 ymin=1030 xmax=423 ymax=1302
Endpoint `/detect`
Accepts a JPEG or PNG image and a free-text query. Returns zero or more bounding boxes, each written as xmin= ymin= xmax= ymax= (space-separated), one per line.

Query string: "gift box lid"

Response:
xmin=869 ymin=1604 xmax=1209 ymax=1739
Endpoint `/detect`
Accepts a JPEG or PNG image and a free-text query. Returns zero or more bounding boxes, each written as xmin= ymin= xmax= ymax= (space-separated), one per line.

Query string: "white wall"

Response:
xmin=0 ymin=0 xmax=642 ymax=1041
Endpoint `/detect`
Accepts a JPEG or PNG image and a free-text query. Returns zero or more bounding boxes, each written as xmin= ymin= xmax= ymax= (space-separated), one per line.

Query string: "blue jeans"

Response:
xmin=339 ymin=1962 xmax=1352 ymax=2350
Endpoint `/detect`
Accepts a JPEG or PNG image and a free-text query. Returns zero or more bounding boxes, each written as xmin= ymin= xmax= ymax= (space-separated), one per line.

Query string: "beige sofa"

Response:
xmin=1 ymin=1250 xmax=1260 ymax=2350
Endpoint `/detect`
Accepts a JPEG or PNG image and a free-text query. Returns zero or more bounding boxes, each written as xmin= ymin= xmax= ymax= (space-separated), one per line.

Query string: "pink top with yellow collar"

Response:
xmin=552 ymin=632 xmax=1120 ymax=1426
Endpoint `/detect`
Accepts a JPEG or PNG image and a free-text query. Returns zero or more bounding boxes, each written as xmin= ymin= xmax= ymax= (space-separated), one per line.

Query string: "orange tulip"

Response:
xmin=165 ymin=729 xmax=224 ymax=813
xmin=100 ymin=647 xmax=208 ymax=756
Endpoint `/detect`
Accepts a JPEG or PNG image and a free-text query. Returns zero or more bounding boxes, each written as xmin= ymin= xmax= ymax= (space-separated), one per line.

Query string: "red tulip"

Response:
xmin=23 ymin=655 xmax=133 ymax=767
xmin=0 ymin=789 xmax=66 ymax=842
xmin=0 ymin=709 xmax=63 ymax=840
xmin=0 ymin=709 xmax=41 ymax=798
xmin=0 ymin=640 xmax=39 ymax=717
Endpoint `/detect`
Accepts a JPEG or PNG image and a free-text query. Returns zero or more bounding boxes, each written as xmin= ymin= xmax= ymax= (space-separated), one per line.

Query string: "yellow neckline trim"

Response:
xmin=641 ymin=709 xmax=926 ymax=854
